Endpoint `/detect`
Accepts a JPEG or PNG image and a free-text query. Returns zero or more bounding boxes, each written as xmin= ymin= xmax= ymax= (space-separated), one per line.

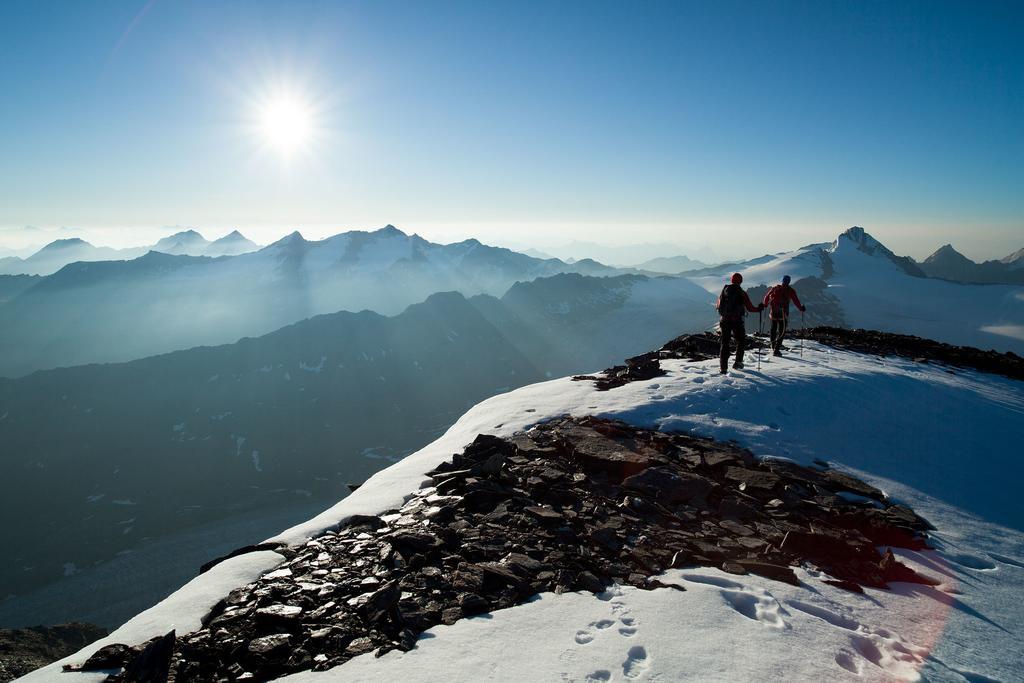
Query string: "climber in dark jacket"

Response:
xmin=716 ymin=272 xmax=763 ymax=373
xmin=762 ymin=275 xmax=807 ymax=356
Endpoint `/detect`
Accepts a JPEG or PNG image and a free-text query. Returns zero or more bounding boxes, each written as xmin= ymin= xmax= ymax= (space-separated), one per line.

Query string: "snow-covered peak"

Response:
xmin=829 ymin=225 xmax=879 ymax=253
xmin=1000 ymin=247 xmax=1024 ymax=268
xmin=825 ymin=226 xmax=924 ymax=277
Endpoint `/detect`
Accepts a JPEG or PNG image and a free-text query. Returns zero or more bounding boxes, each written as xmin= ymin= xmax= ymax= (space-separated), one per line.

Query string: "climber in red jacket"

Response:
xmin=716 ymin=272 xmax=763 ymax=373
xmin=763 ymin=275 xmax=806 ymax=356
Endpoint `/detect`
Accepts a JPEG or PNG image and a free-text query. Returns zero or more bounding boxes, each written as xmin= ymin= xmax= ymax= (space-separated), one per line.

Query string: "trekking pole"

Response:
xmin=756 ymin=311 xmax=761 ymax=371
xmin=800 ymin=310 xmax=804 ymax=358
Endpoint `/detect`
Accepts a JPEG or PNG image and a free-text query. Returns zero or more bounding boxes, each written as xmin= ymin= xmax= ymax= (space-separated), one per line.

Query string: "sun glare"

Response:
xmin=258 ymin=94 xmax=314 ymax=154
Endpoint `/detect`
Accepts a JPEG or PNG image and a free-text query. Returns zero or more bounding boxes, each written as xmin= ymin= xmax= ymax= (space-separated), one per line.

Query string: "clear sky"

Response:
xmin=0 ymin=0 xmax=1021 ymax=260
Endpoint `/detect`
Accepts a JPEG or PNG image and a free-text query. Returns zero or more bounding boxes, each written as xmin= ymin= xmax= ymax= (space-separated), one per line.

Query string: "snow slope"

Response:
xmin=691 ymin=228 xmax=1024 ymax=354
xmin=24 ymin=343 xmax=1024 ymax=682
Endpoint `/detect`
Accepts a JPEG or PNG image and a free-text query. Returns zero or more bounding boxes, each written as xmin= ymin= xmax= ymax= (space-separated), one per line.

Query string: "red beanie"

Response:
xmin=731 ymin=272 xmax=743 ymax=285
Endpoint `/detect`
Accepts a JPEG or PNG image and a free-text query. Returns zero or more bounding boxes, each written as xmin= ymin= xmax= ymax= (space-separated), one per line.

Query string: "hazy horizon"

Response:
xmin=1 ymin=2 xmax=1021 ymax=262
xmin=0 ymin=219 xmax=1019 ymax=264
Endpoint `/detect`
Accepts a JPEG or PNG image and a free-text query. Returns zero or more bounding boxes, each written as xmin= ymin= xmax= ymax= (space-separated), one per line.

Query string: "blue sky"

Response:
xmin=0 ymin=0 xmax=1021 ymax=259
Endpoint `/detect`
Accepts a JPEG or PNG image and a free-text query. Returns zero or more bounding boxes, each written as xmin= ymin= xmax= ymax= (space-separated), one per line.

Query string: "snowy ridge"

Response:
xmin=26 ymin=338 xmax=1024 ymax=682
xmin=689 ymin=227 xmax=1024 ymax=354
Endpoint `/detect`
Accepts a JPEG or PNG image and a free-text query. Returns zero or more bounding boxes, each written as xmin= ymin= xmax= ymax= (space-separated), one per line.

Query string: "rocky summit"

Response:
xmin=574 ymin=326 xmax=1024 ymax=392
xmin=71 ymin=416 xmax=935 ymax=681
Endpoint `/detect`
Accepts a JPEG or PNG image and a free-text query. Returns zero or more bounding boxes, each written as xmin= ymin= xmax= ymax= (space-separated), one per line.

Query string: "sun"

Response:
xmin=257 ymin=94 xmax=314 ymax=154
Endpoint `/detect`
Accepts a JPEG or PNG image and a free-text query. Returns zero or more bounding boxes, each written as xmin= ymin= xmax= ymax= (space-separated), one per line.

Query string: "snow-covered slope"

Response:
xmin=27 ymin=339 xmax=1023 ymax=682
xmin=691 ymin=228 xmax=1024 ymax=353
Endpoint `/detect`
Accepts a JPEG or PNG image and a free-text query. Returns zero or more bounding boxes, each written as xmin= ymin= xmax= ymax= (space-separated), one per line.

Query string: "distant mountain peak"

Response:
xmin=39 ymin=237 xmax=91 ymax=251
xmin=216 ymin=230 xmax=246 ymax=241
xmin=153 ymin=230 xmax=210 ymax=254
xmin=835 ymin=226 xmax=880 ymax=251
xmin=272 ymin=231 xmax=306 ymax=246
xmin=830 ymin=226 xmax=925 ymax=278
xmin=167 ymin=229 xmax=204 ymax=240
xmin=374 ymin=225 xmax=407 ymax=238
xmin=1000 ymin=247 xmax=1024 ymax=266
xmin=923 ymin=244 xmax=972 ymax=265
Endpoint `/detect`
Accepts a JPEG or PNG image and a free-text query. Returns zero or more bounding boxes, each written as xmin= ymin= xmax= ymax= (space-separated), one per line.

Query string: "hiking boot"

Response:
xmin=773 ymin=350 xmax=782 ymax=357
xmin=719 ymin=367 xmax=728 ymax=375
xmin=733 ymin=362 xmax=744 ymax=370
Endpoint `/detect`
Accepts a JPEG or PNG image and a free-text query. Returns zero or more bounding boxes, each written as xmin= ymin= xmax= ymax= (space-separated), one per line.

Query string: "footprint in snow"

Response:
xmin=786 ymin=598 xmax=928 ymax=678
xmin=682 ymin=574 xmax=788 ymax=629
xmin=950 ymin=667 xmax=1003 ymax=682
xmin=692 ymin=377 xmax=705 ymax=384
xmin=584 ymin=671 xmax=611 ymax=682
xmin=989 ymin=552 xmax=1024 ymax=569
xmin=574 ymin=619 xmax=616 ymax=644
xmin=680 ymin=574 xmax=745 ymax=590
xmin=945 ymin=552 xmax=998 ymax=571
xmin=721 ymin=589 xmax=788 ymax=629
xmin=834 ymin=650 xmax=863 ymax=675
xmin=622 ymin=646 xmax=649 ymax=679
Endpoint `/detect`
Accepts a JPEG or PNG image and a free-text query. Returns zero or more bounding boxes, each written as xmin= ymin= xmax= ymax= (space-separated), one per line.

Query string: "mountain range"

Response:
xmin=2 ymin=225 xmax=1022 ymax=377
xmin=0 ymin=226 xmax=638 ymax=377
xmin=0 ymin=230 xmax=259 ymax=276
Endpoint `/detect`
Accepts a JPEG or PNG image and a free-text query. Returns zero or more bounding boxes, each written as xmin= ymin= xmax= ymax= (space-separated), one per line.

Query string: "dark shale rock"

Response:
xmin=572 ymin=352 xmax=666 ymax=390
xmin=622 ymin=467 xmax=715 ymax=505
xmin=248 ymin=634 xmax=291 ymax=655
xmin=111 ymin=631 xmax=175 ymax=683
xmin=458 ymin=593 xmax=490 ymax=615
xmin=199 ymin=542 xmax=287 ymax=574
xmin=76 ymin=643 xmax=133 ymax=672
xmin=126 ymin=416 xmax=935 ymax=682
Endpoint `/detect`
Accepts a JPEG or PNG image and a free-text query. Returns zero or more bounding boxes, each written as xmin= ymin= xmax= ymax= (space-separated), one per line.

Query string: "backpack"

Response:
xmin=765 ymin=285 xmax=789 ymax=315
xmin=717 ymin=284 xmax=745 ymax=318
